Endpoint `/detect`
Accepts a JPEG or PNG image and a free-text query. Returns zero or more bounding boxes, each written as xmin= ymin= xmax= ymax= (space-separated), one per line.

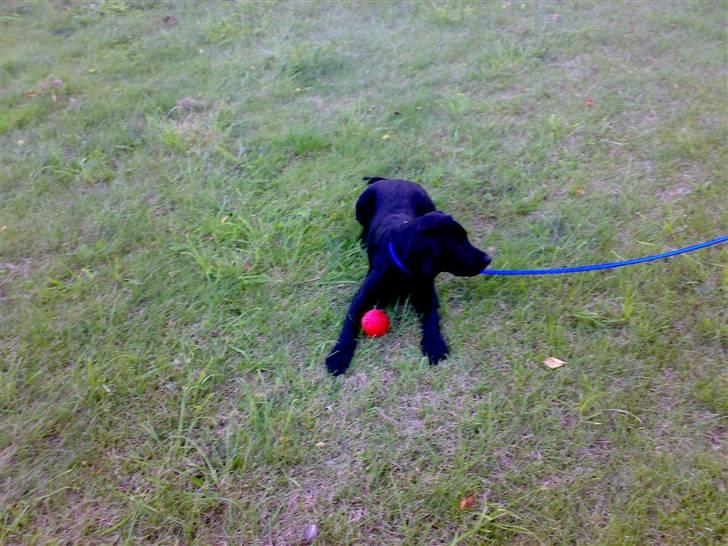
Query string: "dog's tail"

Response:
xmin=363 ymin=176 xmax=388 ymax=185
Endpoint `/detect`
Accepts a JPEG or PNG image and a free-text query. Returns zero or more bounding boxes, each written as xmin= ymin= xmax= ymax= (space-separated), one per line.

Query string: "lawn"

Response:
xmin=1 ymin=1 xmax=726 ymax=544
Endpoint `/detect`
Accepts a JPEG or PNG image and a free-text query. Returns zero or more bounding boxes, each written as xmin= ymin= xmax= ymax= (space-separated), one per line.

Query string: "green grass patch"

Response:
xmin=1 ymin=1 xmax=726 ymax=544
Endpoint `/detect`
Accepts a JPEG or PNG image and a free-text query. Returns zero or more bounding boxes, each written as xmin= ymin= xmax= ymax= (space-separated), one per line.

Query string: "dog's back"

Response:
xmin=363 ymin=176 xmax=387 ymax=185
xmin=356 ymin=177 xmax=436 ymax=229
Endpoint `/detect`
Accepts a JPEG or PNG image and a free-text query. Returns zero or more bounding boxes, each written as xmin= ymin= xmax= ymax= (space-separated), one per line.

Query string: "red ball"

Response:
xmin=361 ymin=309 xmax=389 ymax=337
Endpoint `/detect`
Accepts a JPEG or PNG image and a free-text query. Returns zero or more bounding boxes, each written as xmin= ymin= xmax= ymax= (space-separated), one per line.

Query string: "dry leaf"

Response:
xmin=459 ymin=494 xmax=475 ymax=510
xmin=24 ymin=89 xmax=38 ymax=97
xmin=543 ymin=357 xmax=566 ymax=369
xmin=315 ymin=441 xmax=326 ymax=448
xmin=382 ymin=134 xmax=390 ymax=140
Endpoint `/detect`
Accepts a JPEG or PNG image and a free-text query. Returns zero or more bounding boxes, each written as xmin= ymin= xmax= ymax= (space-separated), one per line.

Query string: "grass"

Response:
xmin=1 ymin=0 xmax=726 ymax=544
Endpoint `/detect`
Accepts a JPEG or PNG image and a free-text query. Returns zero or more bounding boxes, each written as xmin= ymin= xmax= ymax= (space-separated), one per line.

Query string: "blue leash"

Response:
xmin=479 ymin=234 xmax=728 ymax=276
xmin=388 ymin=241 xmax=412 ymax=275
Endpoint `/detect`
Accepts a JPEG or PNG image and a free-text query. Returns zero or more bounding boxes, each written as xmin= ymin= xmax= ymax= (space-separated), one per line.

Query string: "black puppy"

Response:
xmin=325 ymin=177 xmax=491 ymax=375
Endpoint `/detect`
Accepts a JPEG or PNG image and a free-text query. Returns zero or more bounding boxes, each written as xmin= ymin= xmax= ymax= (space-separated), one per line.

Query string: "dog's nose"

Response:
xmin=481 ymin=253 xmax=491 ymax=268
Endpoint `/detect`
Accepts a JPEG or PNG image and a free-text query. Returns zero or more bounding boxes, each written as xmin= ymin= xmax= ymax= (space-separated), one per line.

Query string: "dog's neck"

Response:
xmin=388 ymin=221 xmax=415 ymax=275
xmin=388 ymin=239 xmax=412 ymax=275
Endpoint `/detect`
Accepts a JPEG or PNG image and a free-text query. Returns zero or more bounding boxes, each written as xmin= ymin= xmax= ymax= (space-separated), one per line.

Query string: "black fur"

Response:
xmin=325 ymin=178 xmax=491 ymax=376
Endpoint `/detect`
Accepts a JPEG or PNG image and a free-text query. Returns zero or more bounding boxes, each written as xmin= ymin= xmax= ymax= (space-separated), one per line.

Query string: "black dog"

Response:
xmin=325 ymin=177 xmax=491 ymax=375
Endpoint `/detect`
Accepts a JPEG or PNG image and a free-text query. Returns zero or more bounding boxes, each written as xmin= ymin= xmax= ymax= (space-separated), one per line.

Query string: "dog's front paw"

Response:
xmin=422 ymin=338 xmax=448 ymax=366
xmin=325 ymin=344 xmax=354 ymax=376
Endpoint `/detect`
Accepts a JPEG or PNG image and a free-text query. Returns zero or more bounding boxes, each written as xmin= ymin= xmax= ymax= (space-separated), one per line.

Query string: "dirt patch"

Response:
xmin=301 ymin=94 xmax=355 ymax=118
xmin=636 ymin=110 xmax=661 ymax=130
xmin=538 ymin=473 xmax=574 ymax=489
xmin=0 ymin=260 xmax=31 ymax=279
xmin=174 ymin=95 xmax=209 ymax=114
xmin=707 ymin=426 xmax=726 ymax=452
xmin=556 ymin=55 xmax=592 ymax=82
xmin=260 ymin=455 xmax=368 ymax=546
xmin=577 ymin=437 xmax=612 ymax=465
xmin=343 ymin=371 xmax=370 ymax=390
xmin=0 ymin=259 xmax=33 ymax=304
xmin=6 ymin=490 xmax=124 ymax=545
xmin=652 ymin=368 xmax=679 ymax=455
xmin=658 ymin=161 xmax=706 ymax=202
xmin=253 ymin=366 xmax=485 ymax=544
xmin=658 ymin=181 xmax=692 ymax=202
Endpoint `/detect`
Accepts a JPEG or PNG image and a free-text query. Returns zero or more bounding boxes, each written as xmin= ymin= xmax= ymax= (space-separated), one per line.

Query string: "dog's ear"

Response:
xmin=363 ymin=176 xmax=387 ymax=184
xmin=355 ymin=187 xmax=377 ymax=227
xmin=411 ymin=213 xmax=449 ymax=276
xmin=417 ymin=211 xmax=450 ymax=233
xmin=417 ymin=211 xmax=464 ymax=238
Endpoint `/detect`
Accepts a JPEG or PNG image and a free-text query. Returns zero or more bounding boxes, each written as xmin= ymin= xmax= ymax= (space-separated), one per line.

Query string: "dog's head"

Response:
xmin=410 ymin=212 xmax=491 ymax=277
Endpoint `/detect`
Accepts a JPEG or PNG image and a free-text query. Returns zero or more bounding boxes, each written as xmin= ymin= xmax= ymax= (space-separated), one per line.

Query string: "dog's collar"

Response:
xmin=388 ymin=240 xmax=412 ymax=275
